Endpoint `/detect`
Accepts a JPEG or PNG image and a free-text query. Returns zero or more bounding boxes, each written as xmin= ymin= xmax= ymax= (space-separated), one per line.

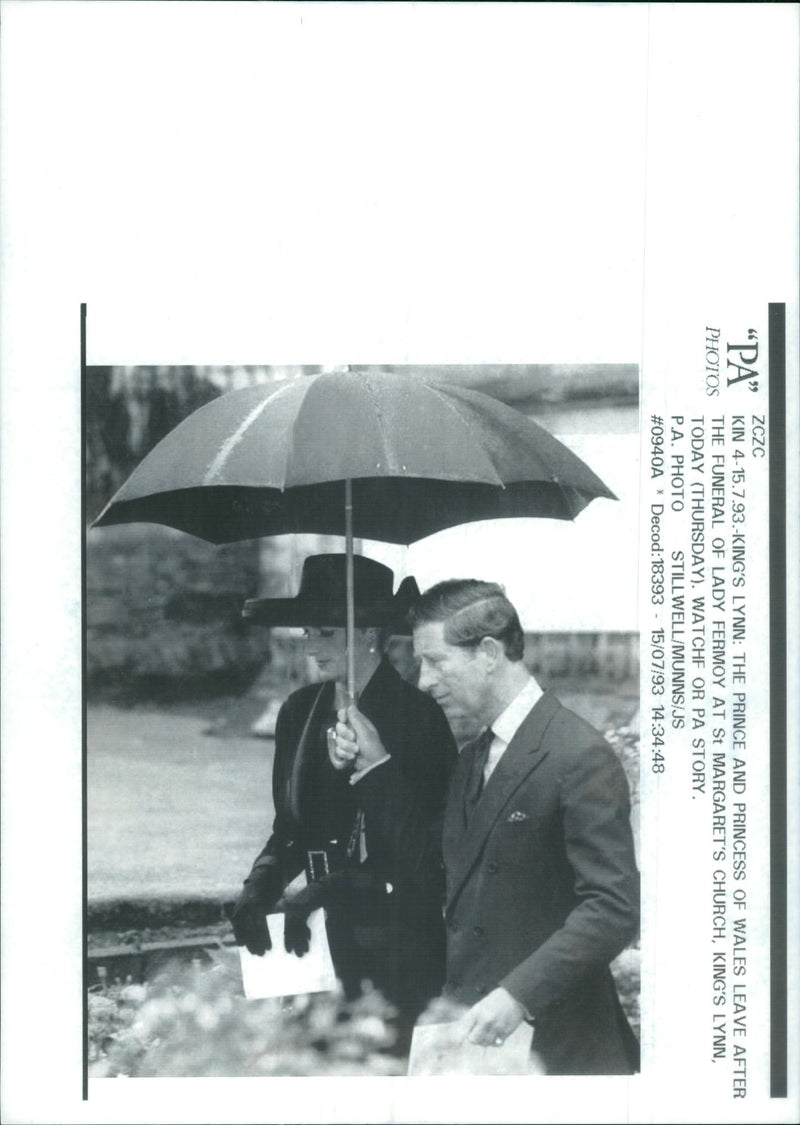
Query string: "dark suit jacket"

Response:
xmin=249 ymin=658 xmax=457 ymax=1017
xmin=442 ymin=691 xmax=640 ymax=1075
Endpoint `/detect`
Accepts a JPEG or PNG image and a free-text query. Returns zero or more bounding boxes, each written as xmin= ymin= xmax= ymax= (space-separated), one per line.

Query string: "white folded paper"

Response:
xmin=408 ymin=1019 xmax=542 ymax=1076
xmin=238 ymin=909 xmax=337 ymax=1000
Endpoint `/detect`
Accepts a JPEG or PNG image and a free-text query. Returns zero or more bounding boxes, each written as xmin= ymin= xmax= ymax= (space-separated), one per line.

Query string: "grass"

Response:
xmin=88 ymin=705 xmax=275 ymax=900
xmin=89 ymin=691 xmax=639 ymax=901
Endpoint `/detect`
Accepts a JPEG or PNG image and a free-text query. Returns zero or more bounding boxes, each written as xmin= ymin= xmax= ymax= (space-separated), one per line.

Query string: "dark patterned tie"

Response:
xmin=466 ymin=726 xmax=495 ymax=813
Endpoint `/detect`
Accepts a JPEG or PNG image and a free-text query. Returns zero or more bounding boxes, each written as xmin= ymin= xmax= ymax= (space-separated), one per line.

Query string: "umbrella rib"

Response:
xmin=284 ymin=375 xmax=320 ymax=493
xmin=202 ymin=387 xmax=292 ymax=484
xmin=362 ymin=375 xmax=395 ymax=471
xmin=423 ymin=380 xmax=506 ymax=486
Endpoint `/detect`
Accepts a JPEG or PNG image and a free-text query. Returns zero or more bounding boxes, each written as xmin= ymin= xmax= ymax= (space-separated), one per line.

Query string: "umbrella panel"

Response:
xmin=93 ymin=477 xmax=608 ymax=545
xmin=91 ymin=374 xmax=618 ymax=698
xmin=98 ymin=372 xmax=616 ymax=501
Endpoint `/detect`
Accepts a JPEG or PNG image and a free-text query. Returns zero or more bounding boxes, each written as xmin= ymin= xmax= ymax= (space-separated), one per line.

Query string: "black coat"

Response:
xmin=249 ymin=659 xmax=457 ymax=1017
xmin=443 ymin=691 xmax=640 ymax=1075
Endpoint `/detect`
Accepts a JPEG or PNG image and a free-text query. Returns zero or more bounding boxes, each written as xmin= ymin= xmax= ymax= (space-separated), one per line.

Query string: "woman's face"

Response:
xmin=302 ymin=627 xmax=375 ymax=682
xmin=302 ymin=627 xmax=347 ymax=681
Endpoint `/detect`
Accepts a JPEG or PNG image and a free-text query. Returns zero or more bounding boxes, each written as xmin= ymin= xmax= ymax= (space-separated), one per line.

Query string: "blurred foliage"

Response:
xmin=86 ymin=368 xmax=270 ymax=701
xmin=89 ymin=961 xmax=404 ymax=1078
xmin=86 ymin=366 xmax=220 ymax=521
xmin=88 ymin=951 xmax=639 ymax=1078
xmin=87 ymin=523 xmax=265 ymax=700
xmin=603 ymin=723 xmax=640 ymax=808
xmin=610 ymin=947 xmax=641 ymax=1044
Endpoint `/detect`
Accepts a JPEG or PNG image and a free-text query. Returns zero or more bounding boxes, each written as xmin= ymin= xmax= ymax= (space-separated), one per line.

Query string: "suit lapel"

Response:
xmin=444 ymin=691 xmax=561 ymax=910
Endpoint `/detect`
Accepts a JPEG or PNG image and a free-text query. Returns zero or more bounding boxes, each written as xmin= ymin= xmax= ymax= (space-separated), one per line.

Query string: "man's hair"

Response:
xmin=408 ymin=579 xmax=525 ymax=662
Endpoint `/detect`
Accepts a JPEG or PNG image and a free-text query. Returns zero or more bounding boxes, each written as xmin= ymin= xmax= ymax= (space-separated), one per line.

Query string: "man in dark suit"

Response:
xmin=407 ymin=578 xmax=640 ymax=1075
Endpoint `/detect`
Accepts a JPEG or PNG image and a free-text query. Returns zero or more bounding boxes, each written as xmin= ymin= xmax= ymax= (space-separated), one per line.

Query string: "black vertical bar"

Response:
xmin=768 ymin=302 xmax=787 ymax=1098
xmin=81 ymin=303 xmax=89 ymax=1101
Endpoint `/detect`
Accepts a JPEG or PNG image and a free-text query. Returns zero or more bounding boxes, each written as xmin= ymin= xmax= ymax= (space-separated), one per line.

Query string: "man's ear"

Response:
xmin=478 ymin=635 xmax=503 ymax=669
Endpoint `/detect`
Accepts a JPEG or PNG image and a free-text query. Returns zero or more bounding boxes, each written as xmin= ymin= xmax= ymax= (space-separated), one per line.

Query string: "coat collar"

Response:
xmin=357 ymin=657 xmax=400 ymax=716
xmin=490 ymin=676 xmax=544 ymax=746
xmin=287 ymin=679 xmax=334 ymax=823
xmin=444 ymin=691 xmax=561 ymax=911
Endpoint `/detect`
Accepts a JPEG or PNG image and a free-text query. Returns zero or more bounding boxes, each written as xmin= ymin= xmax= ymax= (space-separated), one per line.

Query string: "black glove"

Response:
xmin=278 ymin=873 xmax=346 ymax=957
xmin=231 ymin=863 xmax=282 ymax=956
xmin=282 ymin=906 xmax=312 ymax=957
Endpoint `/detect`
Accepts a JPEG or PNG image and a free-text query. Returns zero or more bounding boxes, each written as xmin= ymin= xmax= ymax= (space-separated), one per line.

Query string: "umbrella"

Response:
xmin=93 ymin=370 xmax=616 ymax=699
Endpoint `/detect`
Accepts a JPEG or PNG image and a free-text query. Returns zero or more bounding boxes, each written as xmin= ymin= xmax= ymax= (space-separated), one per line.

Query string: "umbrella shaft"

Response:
xmin=345 ymin=479 xmax=356 ymax=705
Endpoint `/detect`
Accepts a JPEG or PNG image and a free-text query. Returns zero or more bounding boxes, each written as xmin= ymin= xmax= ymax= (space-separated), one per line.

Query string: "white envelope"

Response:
xmin=407 ymin=1019 xmax=542 ymax=1076
xmin=238 ymin=909 xmax=337 ymax=1000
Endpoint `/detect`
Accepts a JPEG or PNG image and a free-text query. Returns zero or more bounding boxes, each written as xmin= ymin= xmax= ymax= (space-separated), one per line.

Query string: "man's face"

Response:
xmin=413 ymin=621 xmax=490 ymax=724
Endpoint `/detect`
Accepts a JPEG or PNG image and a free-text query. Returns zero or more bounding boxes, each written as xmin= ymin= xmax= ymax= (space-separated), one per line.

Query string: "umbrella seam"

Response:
xmin=429 ymin=382 xmax=611 ymax=489
xmin=423 ymin=380 xmax=507 ymax=488
xmin=362 ymin=375 xmax=393 ymax=472
xmin=202 ymin=383 xmax=298 ymax=485
xmin=284 ymin=375 xmax=319 ymax=493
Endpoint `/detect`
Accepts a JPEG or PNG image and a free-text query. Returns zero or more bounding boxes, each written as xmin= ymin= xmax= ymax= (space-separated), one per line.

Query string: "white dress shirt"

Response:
xmin=483 ymin=677 xmax=543 ymax=785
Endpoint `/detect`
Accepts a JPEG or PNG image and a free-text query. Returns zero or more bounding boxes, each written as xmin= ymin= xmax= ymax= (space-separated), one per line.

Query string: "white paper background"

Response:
xmin=1 ymin=2 xmax=797 ymax=1123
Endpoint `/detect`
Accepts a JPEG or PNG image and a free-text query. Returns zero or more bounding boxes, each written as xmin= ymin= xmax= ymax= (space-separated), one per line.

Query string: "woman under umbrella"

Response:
xmin=231 ymin=554 xmax=457 ymax=1038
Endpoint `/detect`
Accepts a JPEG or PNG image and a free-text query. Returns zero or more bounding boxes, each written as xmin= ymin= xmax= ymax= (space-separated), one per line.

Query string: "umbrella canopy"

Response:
xmin=93 ymin=371 xmax=617 ymax=700
xmin=93 ymin=371 xmax=616 ymax=544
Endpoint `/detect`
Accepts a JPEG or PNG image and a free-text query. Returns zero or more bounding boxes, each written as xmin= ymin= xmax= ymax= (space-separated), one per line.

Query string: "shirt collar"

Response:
xmin=489 ymin=676 xmax=543 ymax=746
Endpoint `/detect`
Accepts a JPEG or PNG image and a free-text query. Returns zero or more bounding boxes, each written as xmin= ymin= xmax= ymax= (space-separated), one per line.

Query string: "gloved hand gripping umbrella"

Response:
xmin=93 ymin=371 xmax=616 ymax=700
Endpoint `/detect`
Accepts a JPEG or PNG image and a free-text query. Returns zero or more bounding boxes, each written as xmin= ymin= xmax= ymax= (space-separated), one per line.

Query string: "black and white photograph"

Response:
xmin=1 ymin=3 xmax=797 ymax=1124
xmin=84 ymin=362 xmax=640 ymax=1079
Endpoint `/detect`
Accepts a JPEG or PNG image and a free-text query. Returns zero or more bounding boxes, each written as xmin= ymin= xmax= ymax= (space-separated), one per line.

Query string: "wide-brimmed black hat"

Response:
xmin=242 ymin=554 xmax=420 ymax=633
